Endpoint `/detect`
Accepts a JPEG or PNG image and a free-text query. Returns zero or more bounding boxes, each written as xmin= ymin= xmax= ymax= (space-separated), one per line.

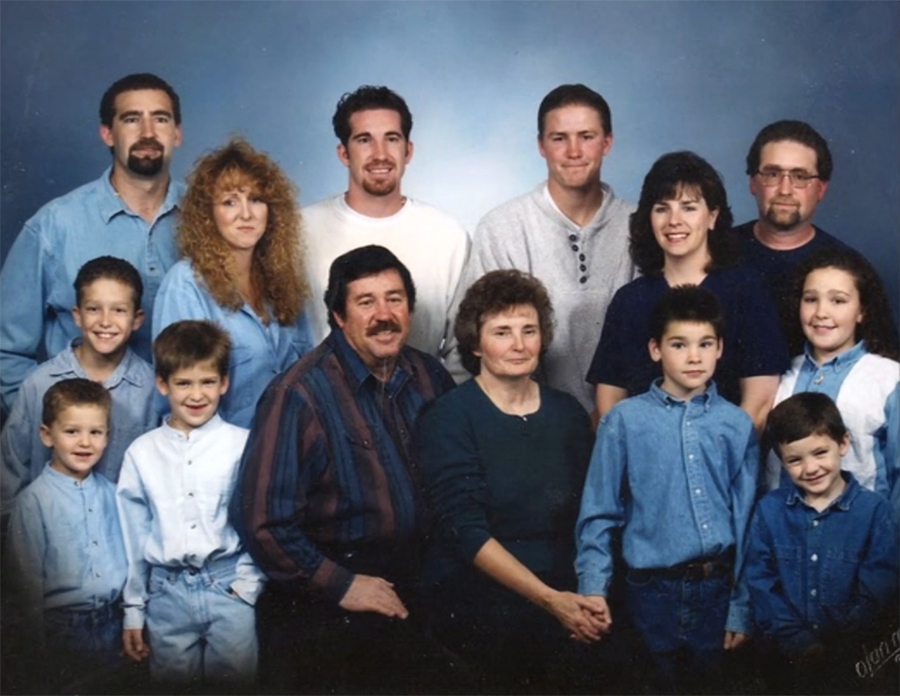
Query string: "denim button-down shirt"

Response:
xmin=576 ymin=381 xmax=759 ymax=633
xmin=746 ymin=474 xmax=899 ymax=654
xmin=0 ymin=168 xmax=183 ymax=412
xmin=1 ymin=340 xmax=158 ymax=516
xmin=7 ymin=466 xmax=127 ymax=636
xmin=153 ymin=260 xmax=313 ymax=428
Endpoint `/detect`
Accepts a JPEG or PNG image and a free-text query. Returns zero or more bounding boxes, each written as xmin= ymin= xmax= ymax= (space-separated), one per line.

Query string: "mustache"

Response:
xmin=366 ymin=320 xmax=402 ymax=336
xmin=129 ymin=137 xmax=163 ymax=154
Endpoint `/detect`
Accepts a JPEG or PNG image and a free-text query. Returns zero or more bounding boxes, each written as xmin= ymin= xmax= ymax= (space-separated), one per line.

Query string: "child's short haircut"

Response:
xmin=73 ymin=255 xmax=144 ymax=309
xmin=42 ymin=378 xmax=112 ymax=427
xmin=765 ymin=392 xmax=849 ymax=457
xmin=153 ymin=320 xmax=231 ymax=381
xmin=649 ymin=285 xmax=725 ymax=343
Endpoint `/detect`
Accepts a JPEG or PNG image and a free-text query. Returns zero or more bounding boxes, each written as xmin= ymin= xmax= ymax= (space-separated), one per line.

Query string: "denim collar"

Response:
xmin=785 ymin=471 xmax=860 ymax=512
xmin=97 ymin=166 xmax=182 ymax=224
xmin=327 ymin=328 xmax=412 ymax=398
xmin=802 ymin=341 xmax=866 ymax=375
xmin=48 ymin=338 xmax=147 ymax=389
xmin=649 ymin=378 xmax=717 ymax=410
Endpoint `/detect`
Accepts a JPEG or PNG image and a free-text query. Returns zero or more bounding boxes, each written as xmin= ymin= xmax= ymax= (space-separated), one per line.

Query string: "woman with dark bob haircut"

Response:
xmin=418 ymin=269 xmax=609 ymax=693
xmin=153 ymin=137 xmax=312 ymax=427
xmin=586 ymin=151 xmax=789 ymax=431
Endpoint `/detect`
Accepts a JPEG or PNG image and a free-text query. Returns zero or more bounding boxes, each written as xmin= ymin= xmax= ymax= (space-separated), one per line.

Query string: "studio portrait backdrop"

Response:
xmin=1 ymin=0 xmax=898 ymax=321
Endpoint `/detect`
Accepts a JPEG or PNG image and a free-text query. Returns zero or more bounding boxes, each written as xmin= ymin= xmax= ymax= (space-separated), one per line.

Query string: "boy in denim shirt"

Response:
xmin=576 ymin=286 xmax=758 ymax=694
xmin=116 ymin=320 xmax=264 ymax=691
xmin=747 ymin=392 xmax=899 ymax=694
xmin=6 ymin=378 xmax=128 ymax=693
xmin=1 ymin=256 xmax=158 ymax=519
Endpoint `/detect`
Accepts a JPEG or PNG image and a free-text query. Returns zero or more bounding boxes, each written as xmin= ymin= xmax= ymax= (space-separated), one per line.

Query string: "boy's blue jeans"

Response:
xmin=625 ymin=567 xmax=731 ymax=694
xmin=44 ymin=602 xmax=123 ymax=693
xmin=145 ymin=555 xmax=257 ymax=688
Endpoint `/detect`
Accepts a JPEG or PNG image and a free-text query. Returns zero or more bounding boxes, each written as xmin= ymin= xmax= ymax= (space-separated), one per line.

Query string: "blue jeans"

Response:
xmin=145 ymin=556 xmax=257 ymax=688
xmin=43 ymin=602 xmax=124 ymax=693
xmin=625 ymin=568 xmax=730 ymax=694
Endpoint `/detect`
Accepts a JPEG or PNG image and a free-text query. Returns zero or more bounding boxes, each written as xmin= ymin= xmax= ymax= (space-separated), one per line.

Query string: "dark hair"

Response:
xmin=765 ymin=392 xmax=848 ymax=458
xmin=630 ymin=151 xmax=737 ymax=277
xmin=74 ymin=256 xmax=143 ymax=309
xmin=537 ymin=83 xmax=612 ymax=138
xmin=42 ymin=378 xmax=111 ymax=427
xmin=649 ymin=285 xmax=725 ymax=344
xmin=791 ymin=247 xmax=899 ymax=360
xmin=332 ymin=86 xmax=413 ymax=147
xmin=153 ymin=320 xmax=231 ymax=381
xmin=454 ymin=270 xmax=555 ymax=376
xmin=745 ymin=120 xmax=832 ymax=182
xmin=99 ymin=73 xmax=181 ymax=127
xmin=325 ymin=245 xmax=416 ymax=329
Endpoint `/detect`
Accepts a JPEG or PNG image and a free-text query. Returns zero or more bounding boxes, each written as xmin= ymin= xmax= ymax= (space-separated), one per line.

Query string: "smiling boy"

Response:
xmin=576 ymin=285 xmax=758 ymax=693
xmin=116 ymin=320 xmax=263 ymax=690
xmin=1 ymin=256 xmax=158 ymax=519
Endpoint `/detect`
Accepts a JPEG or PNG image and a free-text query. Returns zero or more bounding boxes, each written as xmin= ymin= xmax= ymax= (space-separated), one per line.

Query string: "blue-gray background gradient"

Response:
xmin=2 ymin=0 xmax=898 ymax=320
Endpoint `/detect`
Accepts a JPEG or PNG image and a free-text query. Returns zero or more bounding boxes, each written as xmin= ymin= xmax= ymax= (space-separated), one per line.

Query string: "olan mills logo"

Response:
xmin=855 ymin=627 xmax=900 ymax=679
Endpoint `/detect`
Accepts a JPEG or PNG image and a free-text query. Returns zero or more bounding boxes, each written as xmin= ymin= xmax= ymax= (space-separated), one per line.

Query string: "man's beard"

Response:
xmin=361 ymin=176 xmax=398 ymax=197
xmin=763 ymin=205 xmax=801 ymax=232
xmin=125 ymin=137 xmax=165 ymax=177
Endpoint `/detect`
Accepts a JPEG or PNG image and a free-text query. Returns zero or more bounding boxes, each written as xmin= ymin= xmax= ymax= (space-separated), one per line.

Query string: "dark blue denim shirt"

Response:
xmin=746 ymin=473 xmax=900 ymax=654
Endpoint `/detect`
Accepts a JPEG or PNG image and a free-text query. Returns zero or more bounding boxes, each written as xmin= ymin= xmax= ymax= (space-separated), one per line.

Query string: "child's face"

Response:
xmin=800 ymin=267 xmax=862 ymax=363
xmin=73 ymin=278 xmax=145 ymax=360
xmin=780 ymin=431 xmax=849 ymax=505
xmin=39 ymin=404 xmax=109 ymax=481
xmin=649 ymin=320 xmax=722 ymax=400
xmin=156 ymin=361 xmax=229 ymax=433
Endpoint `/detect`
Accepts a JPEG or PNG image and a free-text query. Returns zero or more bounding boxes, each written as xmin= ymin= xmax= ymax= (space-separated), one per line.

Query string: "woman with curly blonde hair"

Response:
xmin=153 ymin=137 xmax=312 ymax=427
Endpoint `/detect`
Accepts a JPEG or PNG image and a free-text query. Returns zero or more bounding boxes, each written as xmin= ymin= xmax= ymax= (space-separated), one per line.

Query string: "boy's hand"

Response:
xmin=723 ymin=630 xmax=748 ymax=650
xmin=123 ymin=628 xmax=151 ymax=662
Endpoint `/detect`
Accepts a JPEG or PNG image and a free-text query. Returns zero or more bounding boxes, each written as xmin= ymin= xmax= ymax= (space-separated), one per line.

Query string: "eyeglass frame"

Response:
xmin=755 ymin=168 xmax=822 ymax=189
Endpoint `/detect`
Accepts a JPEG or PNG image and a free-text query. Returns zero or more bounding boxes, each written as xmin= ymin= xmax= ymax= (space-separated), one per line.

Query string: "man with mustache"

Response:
xmin=735 ymin=120 xmax=857 ymax=353
xmin=0 ymin=73 xmax=184 ymax=415
xmin=232 ymin=245 xmax=459 ymax=694
xmin=301 ymin=86 xmax=469 ymax=363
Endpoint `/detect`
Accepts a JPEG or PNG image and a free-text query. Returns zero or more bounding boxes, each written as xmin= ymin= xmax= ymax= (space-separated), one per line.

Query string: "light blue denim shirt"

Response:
xmin=152 ymin=260 xmax=313 ymax=428
xmin=576 ymin=380 xmax=759 ymax=634
xmin=7 ymin=465 xmax=128 ymax=633
xmin=0 ymin=339 xmax=159 ymax=517
xmin=0 ymin=168 xmax=184 ymax=413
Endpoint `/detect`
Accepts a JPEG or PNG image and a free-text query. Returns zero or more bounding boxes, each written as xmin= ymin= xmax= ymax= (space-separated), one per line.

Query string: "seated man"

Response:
xmin=231 ymin=245 xmax=460 ymax=695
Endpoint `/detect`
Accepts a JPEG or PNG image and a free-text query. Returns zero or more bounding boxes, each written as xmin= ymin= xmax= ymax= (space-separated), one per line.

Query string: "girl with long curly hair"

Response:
xmin=586 ymin=151 xmax=789 ymax=432
xmin=153 ymin=137 xmax=312 ymax=427
xmin=763 ymin=247 xmax=899 ymax=507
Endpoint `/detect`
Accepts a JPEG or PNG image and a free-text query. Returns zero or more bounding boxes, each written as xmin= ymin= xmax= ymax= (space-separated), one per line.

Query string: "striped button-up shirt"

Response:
xmin=231 ymin=329 xmax=455 ymax=602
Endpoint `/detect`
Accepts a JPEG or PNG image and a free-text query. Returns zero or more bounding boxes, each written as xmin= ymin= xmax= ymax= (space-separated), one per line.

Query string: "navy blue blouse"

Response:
xmin=585 ymin=266 xmax=790 ymax=405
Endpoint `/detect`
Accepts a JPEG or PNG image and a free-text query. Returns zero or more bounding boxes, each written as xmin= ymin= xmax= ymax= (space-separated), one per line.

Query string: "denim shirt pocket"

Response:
xmin=226 ymin=345 xmax=256 ymax=413
xmin=773 ymin=543 xmax=804 ymax=591
xmin=821 ymin=546 xmax=862 ymax=611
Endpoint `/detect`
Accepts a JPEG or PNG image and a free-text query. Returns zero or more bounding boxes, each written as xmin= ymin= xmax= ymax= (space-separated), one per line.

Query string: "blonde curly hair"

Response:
xmin=178 ymin=137 xmax=309 ymax=324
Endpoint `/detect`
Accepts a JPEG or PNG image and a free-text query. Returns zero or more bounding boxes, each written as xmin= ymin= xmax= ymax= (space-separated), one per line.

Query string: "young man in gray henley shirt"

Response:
xmin=447 ymin=84 xmax=635 ymax=413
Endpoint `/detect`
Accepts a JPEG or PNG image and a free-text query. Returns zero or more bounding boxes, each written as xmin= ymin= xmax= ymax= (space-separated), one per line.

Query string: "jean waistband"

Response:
xmin=628 ymin=549 xmax=734 ymax=582
xmin=45 ymin=601 xmax=122 ymax=624
xmin=152 ymin=554 xmax=239 ymax=581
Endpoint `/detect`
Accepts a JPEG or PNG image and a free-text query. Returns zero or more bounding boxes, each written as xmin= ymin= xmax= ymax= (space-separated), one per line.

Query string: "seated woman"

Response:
xmin=418 ymin=269 xmax=609 ymax=694
xmin=586 ymin=151 xmax=789 ymax=431
xmin=153 ymin=138 xmax=312 ymax=427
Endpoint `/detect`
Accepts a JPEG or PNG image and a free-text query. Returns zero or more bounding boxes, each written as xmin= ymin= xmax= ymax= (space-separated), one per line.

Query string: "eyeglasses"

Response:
xmin=756 ymin=169 xmax=821 ymax=188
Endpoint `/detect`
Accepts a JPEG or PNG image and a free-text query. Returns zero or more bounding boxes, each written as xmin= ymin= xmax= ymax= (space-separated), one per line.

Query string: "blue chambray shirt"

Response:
xmin=152 ymin=260 xmax=313 ymax=428
xmin=0 ymin=339 xmax=159 ymax=516
xmin=7 ymin=466 xmax=127 ymax=628
xmin=576 ymin=380 xmax=759 ymax=634
xmin=0 ymin=168 xmax=184 ymax=413
xmin=746 ymin=474 xmax=899 ymax=654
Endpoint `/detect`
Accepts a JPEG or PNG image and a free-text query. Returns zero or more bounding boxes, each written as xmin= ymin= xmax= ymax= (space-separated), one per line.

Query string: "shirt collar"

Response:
xmin=785 ymin=471 xmax=860 ymax=511
xmin=97 ymin=166 xmax=181 ymax=224
xmin=649 ymin=378 xmax=717 ymax=409
xmin=328 ymin=328 xmax=413 ymax=398
xmin=42 ymin=463 xmax=98 ymax=491
xmin=802 ymin=340 xmax=866 ymax=374
xmin=48 ymin=338 xmax=147 ymax=388
xmin=162 ymin=412 xmax=224 ymax=442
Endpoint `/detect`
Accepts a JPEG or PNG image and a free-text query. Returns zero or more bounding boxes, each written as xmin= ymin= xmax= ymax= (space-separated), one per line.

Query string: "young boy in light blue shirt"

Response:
xmin=6 ymin=378 xmax=128 ymax=693
xmin=116 ymin=320 xmax=264 ymax=691
xmin=1 ymin=256 xmax=158 ymax=520
xmin=576 ymin=286 xmax=759 ymax=694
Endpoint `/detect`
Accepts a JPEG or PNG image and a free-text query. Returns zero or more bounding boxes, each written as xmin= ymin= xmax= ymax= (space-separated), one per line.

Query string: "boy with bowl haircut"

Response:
xmin=747 ymin=392 xmax=899 ymax=694
xmin=576 ymin=285 xmax=758 ymax=694
xmin=116 ymin=320 xmax=263 ymax=689
xmin=1 ymin=256 xmax=157 ymax=516
xmin=6 ymin=378 xmax=128 ymax=693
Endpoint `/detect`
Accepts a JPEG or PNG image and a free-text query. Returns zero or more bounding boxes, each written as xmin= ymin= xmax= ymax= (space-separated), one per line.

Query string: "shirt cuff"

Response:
xmin=311 ymin=556 xmax=354 ymax=603
xmin=123 ymin=606 xmax=146 ymax=630
xmin=725 ymin=601 xmax=751 ymax=636
xmin=577 ymin=573 xmax=610 ymax=596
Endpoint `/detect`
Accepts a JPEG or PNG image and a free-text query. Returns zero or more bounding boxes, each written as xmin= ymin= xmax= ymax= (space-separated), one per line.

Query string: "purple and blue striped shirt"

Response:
xmin=231 ymin=329 xmax=455 ymax=602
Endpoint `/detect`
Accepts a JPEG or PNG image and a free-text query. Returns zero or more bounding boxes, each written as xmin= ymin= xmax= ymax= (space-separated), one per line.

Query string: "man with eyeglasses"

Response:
xmin=735 ymin=120 xmax=854 ymax=352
